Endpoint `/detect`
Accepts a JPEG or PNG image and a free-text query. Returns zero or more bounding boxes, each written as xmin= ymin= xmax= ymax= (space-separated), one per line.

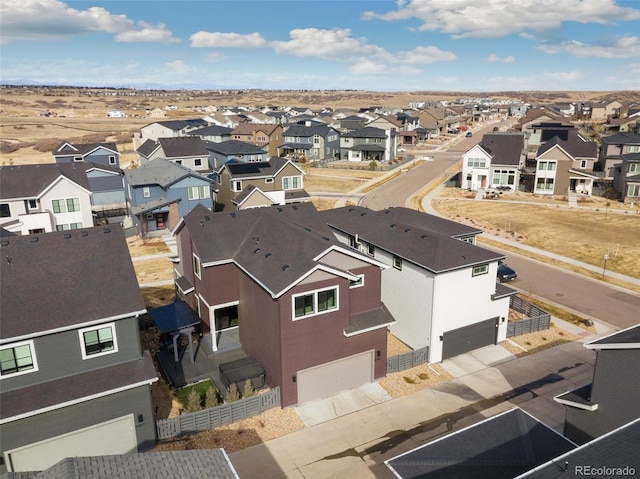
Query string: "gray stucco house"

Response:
xmin=0 ymin=226 xmax=158 ymax=474
xmin=125 ymin=158 xmax=215 ymax=235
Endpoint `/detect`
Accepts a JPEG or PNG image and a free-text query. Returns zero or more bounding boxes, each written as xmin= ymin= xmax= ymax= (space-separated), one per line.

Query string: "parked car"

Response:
xmin=497 ymin=260 xmax=517 ymax=282
xmin=466 ymin=131 xmax=473 ymax=137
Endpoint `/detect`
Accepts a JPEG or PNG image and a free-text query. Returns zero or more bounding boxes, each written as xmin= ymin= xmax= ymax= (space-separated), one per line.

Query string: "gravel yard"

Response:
xmin=501 ymin=324 xmax=580 ymax=356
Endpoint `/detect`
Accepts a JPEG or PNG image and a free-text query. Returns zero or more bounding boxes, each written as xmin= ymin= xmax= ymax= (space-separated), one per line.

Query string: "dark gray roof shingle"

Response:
xmin=479 ymin=132 xmax=525 ymax=166
xmin=0 ymin=163 xmax=91 ymax=199
xmin=126 ymin=158 xmax=213 ymax=188
xmin=204 ymin=139 xmax=267 ymax=155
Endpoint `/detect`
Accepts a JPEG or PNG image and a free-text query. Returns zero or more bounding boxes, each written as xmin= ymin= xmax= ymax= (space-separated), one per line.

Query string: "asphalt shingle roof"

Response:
xmin=204 ymin=139 xmax=267 ymax=155
xmin=126 ymin=158 xmax=213 ymax=188
xmin=157 ymin=136 xmax=209 ymax=158
xmin=283 ymin=124 xmax=335 ymax=137
xmin=0 ymin=163 xmax=91 ymax=199
xmin=537 ymin=132 xmax=597 ymax=159
xmin=479 ymin=132 xmax=525 ymax=166
xmin=342 ymin=126 xmax=388 ymax=138
xmin=52 ymin=141 xmax=118 ymax=156
xmin=219 ymin=156 xmax=289 ymax=179
xmin=0 ymin=225 xmax=145 ymax=339
xmin=586 ymin=323 xmax=640 ymax=348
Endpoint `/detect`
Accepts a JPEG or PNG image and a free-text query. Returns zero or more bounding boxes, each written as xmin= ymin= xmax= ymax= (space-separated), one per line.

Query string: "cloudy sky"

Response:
xmin=2 ymin=0 xmax=640 ymax=91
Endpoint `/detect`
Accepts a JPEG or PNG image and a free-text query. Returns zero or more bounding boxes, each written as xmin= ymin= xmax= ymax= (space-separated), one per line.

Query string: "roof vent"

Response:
xmin=81 ymin=231 xmax=89 ymax=237
xmin=6 ymin=255 xmax=11 ymax=264
xmin=0 ymin=240 xmax=9 ymax=247
xmin=282 ymin=264 xmax=290 ymax=271
xmin=360 ymin=212 xmax=366 ymax=216
xmin=390 ymin=224 xmax=396 ymax=228
xmin=64 ymin=233 xmax=72 ymax=239
xmin=421 ymin=234 xmax=428 ymax=239
xmin=204 ymin=215 xmax=211 ymax=221
xmin=254 ymin=248 xmax=260 ymax=254
xmin=30 ymin=237 xmax=38 ymax=243
xmin=277 ymin=207 xmax=283 ymax=212
xmin=385 ymin=210 xmax=391 ymax=214
xmin=404 ymin=228 xmax=411 ymax=233
xmin=103 ymin=227 xmax=111 ymax=234
xmin=348 ymin=208 xmax=354 ymax=212
xmin=322 ymin=236 xmax=330 ymax=241
xmin=265 ymin=252 xmax=272 ymax=259
xmin=293 ymin=205 xmax=298 ymax=210
xmin=230 ymin=212 xmax=236 ymax=218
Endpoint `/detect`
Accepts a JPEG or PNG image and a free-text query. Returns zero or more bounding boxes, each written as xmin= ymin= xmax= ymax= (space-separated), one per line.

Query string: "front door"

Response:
xmin=480 ymin=175 xmax=487 ymax=188
xmin=155 ymin=213 xmax=167 ymax=229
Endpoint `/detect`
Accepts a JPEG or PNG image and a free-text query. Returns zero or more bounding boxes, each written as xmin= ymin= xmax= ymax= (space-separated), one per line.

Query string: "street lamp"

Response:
xmin=602 ymin=253 xmax=608 ymax=279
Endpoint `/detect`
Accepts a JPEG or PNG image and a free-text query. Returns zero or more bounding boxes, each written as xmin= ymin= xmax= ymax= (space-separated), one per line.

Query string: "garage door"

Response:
xmin=5 ymin=415 xmax=137 ymax=472
xmin=297 ymin=350 xmax=374 ymax=404
xmin=442 ymin=317 xmax=499 ymax=360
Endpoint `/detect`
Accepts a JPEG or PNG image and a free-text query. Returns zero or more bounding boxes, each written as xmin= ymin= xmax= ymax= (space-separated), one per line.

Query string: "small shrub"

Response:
xmin=368 ymin=160 xmax=378 ymax=171
xmin=186 ymin=389 xmax=202 ymax=413
xmin=204 ymin=386 xmax=219 ymax=408
xmin=226 ymin=382 xmax=240 ymax=402
xmin=403 ymin=376 xmax=416 ymax=384
xmin=417 ymin=373 xmax=429 ymax=380
xmin=242 ymin=378 xmax=255 ymax=398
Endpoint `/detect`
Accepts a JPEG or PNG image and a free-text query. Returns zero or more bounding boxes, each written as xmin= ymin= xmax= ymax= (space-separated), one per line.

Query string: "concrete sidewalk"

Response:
xmin=229 ymin=336 xmax=599 ymax=479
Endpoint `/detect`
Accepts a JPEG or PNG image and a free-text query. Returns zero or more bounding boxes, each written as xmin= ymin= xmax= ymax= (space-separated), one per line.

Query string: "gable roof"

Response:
xmin=386 ymin=408 xmax=576 ymax=479
xmin=52 ymin=141 xmax=118 ymax=157
xmin=4 ymin=449 xmax=237 ymax=479
xmin=179 ymin=203 xmax=372 ymax=298
xmin=217 ymin=156 xmax=300 ymax=179
xmin=537 ymin=133 xmax=597 ymax=159
xmin=126 ymin=158 xmax=214 ymax=188
xmin=204 ymin=139 xmax=267 ymax=155
xmin=188 ymin=125 xmax=233 ymax=137
xmin=342 ymin=126 xmax=388 ymax=138
xmin=143 ymin=118 xmax=208 ymax=132
xmin=584 ymin=323 xmax=640 ymax=350
xmin=283 ymin=124 xmax=336 ymax=138
xmin=0 ymin=163 xmax=91 ymax=200
xmin=601 ymin=132 xmax=640 ymax=145
xmin=157 ymin=136 xmax=209 ymax=158
xmin=136 ymin=138 xmax=162 ymax=158
xmin=479 ymin=133 xmax=525 ymax=166
xmin=320 ymin=206 xmax=501 ymax=273
xmin=231 ymin=123 xmax=280 ymax=136
xmin=0 ymin=226 xmax=145 ymax=341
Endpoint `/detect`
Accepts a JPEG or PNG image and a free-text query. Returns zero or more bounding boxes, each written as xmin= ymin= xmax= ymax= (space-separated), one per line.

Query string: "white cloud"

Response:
xmin=190 ymin=32 xmax=267 ymax=48
xmin=543 ymin=71 xmax=584 ymax=82
xmin=519 ymin=32 xmax=535 ymax=40
xmin=397 ymin=45 xmax=457 ymax=64
xmin=487 ymin=53 xmax=515 ymax=63
xmin=116 ymin=22 xmax=179 ymax=44
xmin=363 ymin=0 xmax=640 ymax=38
xmin=164 ymin=60 xmax=192 ymax=73
xmin=205 ymin=52 xmax=226 ymax=63
xmin=349 ymin=59 xmax=390 ymax=75
xmin=0 ymin=0 xmax=179 ymax=44
xmin=540 ymin=36 xmax=640 ymax=58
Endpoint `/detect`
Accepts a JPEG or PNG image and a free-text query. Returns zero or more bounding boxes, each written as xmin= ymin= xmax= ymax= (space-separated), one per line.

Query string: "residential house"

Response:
xmin=366 ymin=115 xmax=403 ymax=133
xmin=204 ymin=140 xmax=268 ymax=170
xmin=533 ymin=132 xmax=598 ymax=196
xmin=612 ymin=153 xmax=640 ymax=203
xmin=333 ymin=114 xmax=368 ymax=132
xmin=172 ymin=203 xmax=394 ymax=406
xmin=0 ymin=226 xmax=157 ymax=473
xmin=590 ymin=100 xmax=622 ymax=121
xmin=138 ymin=119 xmax=208 ymax=143
xmin=125 ymin=158 xmax=215 ymax=235
xmin=601 ymin=114 xmax=640 ymax=134
xmin=187 ymin=124 xmax=233 ymax=143
xmin=213 ymin=157 xmax=309 ymax=210
xmin=0 ymin=163 xmax=94 ymax=235
xmin=598 ymin=132 xmax=640 ymax=179
xmin=279 ymin=124 xmax=341 ymax=161
xmin=230 ymin=124 xmax=284 ymax=157
xmin=320 ymin=206 xmax=515 ymax=363
xmin=340 ymin=127 xmax=397 ymax=162
xmin=52 ymin=141 xmax=120 ymax=168
xmin=554 ymin=324 xmax=640 ymax=445
xmin=515 ymin=108 xmax=571 ymax=153
xmin=525 ymin=122 xmax=576 ymax=160
xmin=461 ymin=132 xmax=526 ymax=192
xmin=136 ymin=136 xmax=211 ymax=173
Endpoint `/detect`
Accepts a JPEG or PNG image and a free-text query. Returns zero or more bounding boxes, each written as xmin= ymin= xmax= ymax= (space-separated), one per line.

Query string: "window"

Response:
xmin=472 ymin=264 xmax=489 ymax=276
xmin=536 ymin=178 xmax=554 ymax=191
xmin=232 ymin=180 xmax=242 ymax=192
xmin=1 ymin=340 xmax=37 ymax=377
xmin=467 ymin=158 xmax=486 ymax=168
xmin=367 ymin=244 xmax=375 ymax=257
xmin=580 ymin=160 xmax=588 ymax=169
xmin=265 ymin=178 xmax=274 ymax=184
xmin=79 ymin=323 xmax=117 ymax=359
xmin=0 ymin=203 xmax=10 ymax=218
xmin=282 ymin=176 xmax=302 ymax=190
xmin=538 ymin=161 xmax=557 ymax=171
xmin=492 ymin=169 xmax=515 ymax=186
xmin=28 ymin=199 xmax=38 ymax=210
xmin=313 ymin=135 xmax=320 ymax=144
xmin=52 ymin=199 xmax=65 ymax=213
xmin=174 ymin=160 xmax=183 ymax=165
xmin=194 ymin=158 xmax=203 ymax=167
xmin=627 ymin=184 xmax=640 ymax=197
xmin=627 ymin=145 xmax=640 ymax=153
xmin=193 ymin=254 xmax=202 ymax=279
xmin=188 ymin=186 xmax=210 ymax=200
xmin=143 ymin=186 xmax=151 ymax=198
xmin=350 ymin=274 xmax=364 ymax=288
xmin=629 ymin=163 xmax=640 ymax=173
xmin=393 ymin=256 xmax=402 ymax=270
xmin=293 ymin=287 xmax=338 ymax=319
xmin=73 ymin=156 xmax=83 ymax=162
xmin=66 ymin=198 xmax=80 ymax=212
xmin=109 ymin=155 xmax=116 ymax=165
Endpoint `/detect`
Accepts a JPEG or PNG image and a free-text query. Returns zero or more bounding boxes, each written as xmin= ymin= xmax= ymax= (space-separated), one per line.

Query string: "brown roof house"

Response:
xmin=0 ymin=226 xmax=157 ymax=474
xmin=171 ymin=203 xmax=394 ymax=406
xmin=213 ymin=156 xmax=309 ymax=211
xmin=231 ymin=123 xmax=284 ymax=157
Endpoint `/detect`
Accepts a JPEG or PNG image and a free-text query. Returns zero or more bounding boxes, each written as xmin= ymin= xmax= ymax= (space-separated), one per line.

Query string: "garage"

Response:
xmin=5 ymin=415 xmax=137 ymax=473
xmin=442 ymin=317 xmax=499 ymax=360
xmin=297 ymin=350 xmax=374 ymax=404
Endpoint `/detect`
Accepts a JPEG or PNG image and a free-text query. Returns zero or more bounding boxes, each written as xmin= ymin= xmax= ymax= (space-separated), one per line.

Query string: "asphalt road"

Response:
xmin=359 ymin=124 xmax=640 ymax=331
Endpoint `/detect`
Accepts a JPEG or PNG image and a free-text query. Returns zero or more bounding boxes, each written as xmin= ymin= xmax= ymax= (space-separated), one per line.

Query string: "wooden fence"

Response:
xmin=387 ymin=347 xmax=429 ymax=373
xmin=156 ymin=387 xmax=281 ymax=440
xmin=507 ymin=296 xmax=551 ymax=337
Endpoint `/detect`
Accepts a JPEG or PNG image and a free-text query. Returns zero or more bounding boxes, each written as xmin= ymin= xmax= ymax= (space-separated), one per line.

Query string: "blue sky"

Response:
xmin=1 ymin=0 xmax=640 ymax=91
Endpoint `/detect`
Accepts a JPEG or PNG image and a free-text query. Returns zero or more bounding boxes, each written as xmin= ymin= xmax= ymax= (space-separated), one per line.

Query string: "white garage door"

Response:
xmin=6 ymin=415 xmax=137 ymax=472
xmin=297 ymin=350 xmax=374 ymax=404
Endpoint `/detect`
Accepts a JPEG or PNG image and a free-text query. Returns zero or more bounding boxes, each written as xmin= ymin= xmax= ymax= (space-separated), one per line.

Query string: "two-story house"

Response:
xmin=136 ymin=137 xmax=211 ymax=174
xmin=554 ymin=323 xmax=640 ymax=445
xmin=598 ymin=132 xmax=640 ymax=179
xmin=125 ymin=158 xmax=215 ymax=235
xmin=279 ymin=125 xmax=341 ymax=161
xmin=186 ymin=124 xmax=233 ymax=143
xmin=172 ymin=203 xmax=394 ymax=406
xmin=320 ymin=206 xmax=515 ymax=363
xmin=533 ymin=132 xmax=598 ymax=196
xmin=612 ymin=153 xmax=640 ymax=203
xmin=340 ymin=127 xmax=397 ymax=162
xmin=135 ymin=119 xmax=209 ymax=148
xmin=0 ymin=226 xmax=157 ymax=473
xmin=461 ymin=132 xmax=526 ymax=192
xmin=213 ymin=157 xmax=309 ymax=210
xmin=205 ymin=140 xmax=269 ymax=170
xmin=230 ymin=124 xmax=283 ymax=157
xmin=0 ymin=163 xmax=94 ymax=235
xmin=52 ymin=141 xmax=120 ymax=168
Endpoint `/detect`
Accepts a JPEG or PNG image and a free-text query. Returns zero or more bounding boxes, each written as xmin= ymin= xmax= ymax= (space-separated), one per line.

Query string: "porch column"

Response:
xmin=172 ymin=332 xmax=181 ymax=362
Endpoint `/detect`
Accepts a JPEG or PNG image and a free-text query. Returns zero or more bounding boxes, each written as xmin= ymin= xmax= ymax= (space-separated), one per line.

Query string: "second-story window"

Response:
xmin=79 ymin=323 xmax=118 ymax=359
xmin=293 ymin=286 xmax=338 ymax=320
xmin=143 ymin=187 xmax=151 ymax=198
xmin=193 ymin=254 xmax=202 ymax=279
xmin=282 ymin=176 xmax=302 ymax=190
xmin=52 ymin=197 xmax=80 ymax=213
xmin=232 ymin=180 xmax=242 ymax=192
xmin=1 ymin=340 xmax=38 ymax=377
xmin=0 ymin=203 xmax=10 ymax=218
